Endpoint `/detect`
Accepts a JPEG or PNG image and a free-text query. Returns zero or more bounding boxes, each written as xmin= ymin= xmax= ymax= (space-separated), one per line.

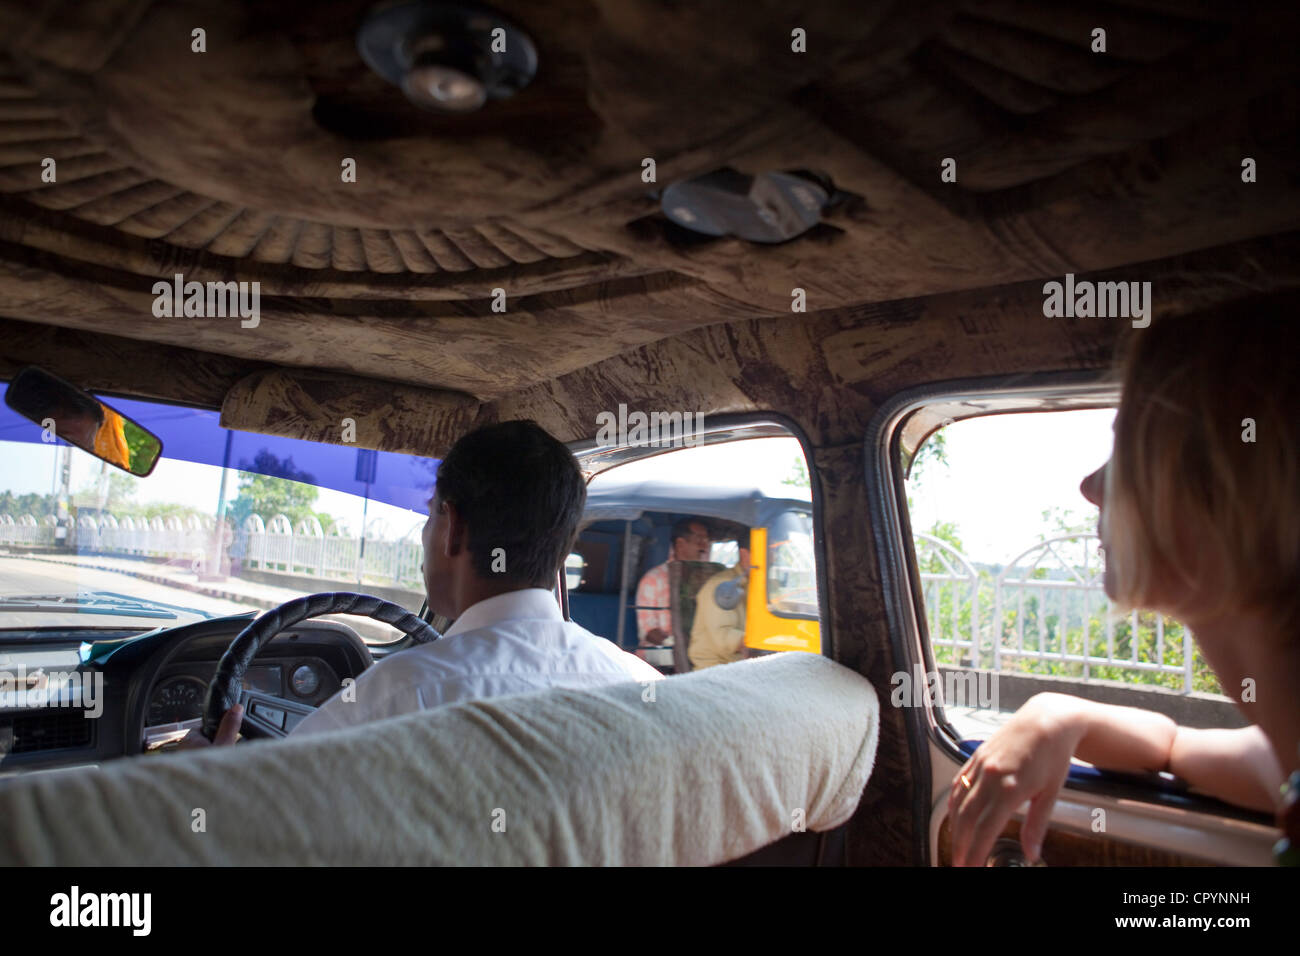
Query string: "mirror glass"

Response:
xmin=4 ymin=367 xmax=163 ymax=476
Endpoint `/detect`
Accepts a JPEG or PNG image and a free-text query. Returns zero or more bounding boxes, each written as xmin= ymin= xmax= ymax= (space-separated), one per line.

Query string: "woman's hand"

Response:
xmin=947 ymin=694 xmax=1089 ymax=867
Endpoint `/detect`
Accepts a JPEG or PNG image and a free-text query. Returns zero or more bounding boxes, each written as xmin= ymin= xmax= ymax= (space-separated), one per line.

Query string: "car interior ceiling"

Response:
xmin=0 ymin=0 xmax=1297 ymax=872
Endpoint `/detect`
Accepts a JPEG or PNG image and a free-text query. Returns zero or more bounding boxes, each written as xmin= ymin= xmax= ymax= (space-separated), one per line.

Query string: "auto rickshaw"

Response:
xmin=568 ymin=476 xmax=820 ymax=672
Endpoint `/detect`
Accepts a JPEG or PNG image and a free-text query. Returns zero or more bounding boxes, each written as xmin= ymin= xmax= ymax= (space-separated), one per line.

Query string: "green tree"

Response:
xmin=906 ymin=430 xmax=949 ymax=512
xmin=782 ymin=456 xmax=809 ymax=489
xmin=122 ymin=421 xmax=155 ymax=474
xmin=74 ymin=469 xmax=139 ymax=511
xmin=1037 ymin=505 xmax=1096 ymax=539
xmin=137 ymin=501 xmax=207 ymax=522
xmin=0 ymin=491 xmax=56 ymax=518
xmin=228 ymin=450 xmax=320 ymax=528
xmin=910 ymin=431 xmax=948 ymax=483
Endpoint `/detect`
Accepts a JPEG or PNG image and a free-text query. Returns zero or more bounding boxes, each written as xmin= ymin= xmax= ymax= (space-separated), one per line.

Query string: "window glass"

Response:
xmin=766 ymin=510 xmax=817 ymax=618
xmin=0 ymin=387 xmax=433 ymax=643
xmin=903 ymin=408 xmax=1220 ymax=736
xmin=573 ymin=434 xmax=821 ymax=674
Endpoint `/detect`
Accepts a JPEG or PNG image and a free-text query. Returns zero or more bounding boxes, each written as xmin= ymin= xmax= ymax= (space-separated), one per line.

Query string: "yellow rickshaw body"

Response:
xmin=744 ymin=526 xmax=822 ymax=655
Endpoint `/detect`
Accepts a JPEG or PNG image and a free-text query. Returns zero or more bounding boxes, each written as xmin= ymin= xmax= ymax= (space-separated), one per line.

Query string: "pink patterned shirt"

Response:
xmin=636 ymin=561 xmax=672 ymax=641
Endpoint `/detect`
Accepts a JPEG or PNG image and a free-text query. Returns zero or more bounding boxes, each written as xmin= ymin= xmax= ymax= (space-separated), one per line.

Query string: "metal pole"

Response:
xmin=357 ymin=481 xmax=370 ymax=587
xmin=56 ymin=445 xmax=72 ymax=550
xmin=209 ymin=429 xmax=233 ymax=578
xmin=615 ymin=520 xmax=632 ymax=649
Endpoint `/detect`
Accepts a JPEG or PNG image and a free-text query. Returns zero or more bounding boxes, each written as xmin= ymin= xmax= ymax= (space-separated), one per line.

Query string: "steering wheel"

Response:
xmin=201 ymin=592 xmax=442 ymax=741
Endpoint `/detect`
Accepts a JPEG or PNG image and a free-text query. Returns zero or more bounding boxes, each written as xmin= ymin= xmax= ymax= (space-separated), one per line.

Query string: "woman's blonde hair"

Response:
xmin=1103 ymin=295 xmax=1300 ymax=633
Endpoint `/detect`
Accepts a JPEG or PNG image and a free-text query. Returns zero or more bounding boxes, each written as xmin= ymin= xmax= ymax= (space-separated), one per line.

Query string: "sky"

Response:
xmin=906 ymin=408 xmax=1116 ymax=563
xmin=1 ymin=410 xmax=1115 ymax=562
xmin=0 ymin=442 xmax=427 ymax=540
xmin=589 ymin=436 xmax=812 ymax=499
xmin=590 ymin=409 xmax=1116 ymax=565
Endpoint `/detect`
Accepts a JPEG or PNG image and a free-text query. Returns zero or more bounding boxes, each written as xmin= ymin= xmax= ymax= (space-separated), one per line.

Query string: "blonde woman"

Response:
xmin=948 ymin=302 xmax=1300 ymax=866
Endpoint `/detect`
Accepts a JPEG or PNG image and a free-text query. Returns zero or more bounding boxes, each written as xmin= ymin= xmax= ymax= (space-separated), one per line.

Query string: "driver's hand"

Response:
xmin=644 ymin=627 xmax=669 ymax=646
xmin=175 ymin=704 xmax=244 ymax=749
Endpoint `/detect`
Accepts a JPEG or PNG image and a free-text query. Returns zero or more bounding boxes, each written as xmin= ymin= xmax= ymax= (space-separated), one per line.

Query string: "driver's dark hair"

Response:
xmin=434 ymin=420 xmax=587 ymax=589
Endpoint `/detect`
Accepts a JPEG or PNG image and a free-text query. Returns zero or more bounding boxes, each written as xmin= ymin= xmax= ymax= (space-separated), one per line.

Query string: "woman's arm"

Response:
xmin=948 ymin=692 xmax=1281 ymax=866
xmin=1065 ymin=694 xmax=1178 ymax=771
xmin=1169 ymin=724 xmax=1284 ymax=813
xmin=1058 ymin=694 xmax=1281 ymax=811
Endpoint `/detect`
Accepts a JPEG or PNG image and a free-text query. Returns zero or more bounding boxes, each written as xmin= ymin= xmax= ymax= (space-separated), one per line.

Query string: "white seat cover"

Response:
xmin=0 ymin=652 xmax=878 ymax=865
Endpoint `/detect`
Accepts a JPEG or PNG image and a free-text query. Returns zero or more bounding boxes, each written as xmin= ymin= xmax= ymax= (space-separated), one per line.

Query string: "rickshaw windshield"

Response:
xmin=766 ymin=509 xmax=817 ymax=619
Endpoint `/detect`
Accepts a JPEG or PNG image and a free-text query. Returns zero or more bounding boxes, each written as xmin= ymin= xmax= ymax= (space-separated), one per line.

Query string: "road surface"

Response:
xmin=0 ymin=554 xmax=403 ymax=641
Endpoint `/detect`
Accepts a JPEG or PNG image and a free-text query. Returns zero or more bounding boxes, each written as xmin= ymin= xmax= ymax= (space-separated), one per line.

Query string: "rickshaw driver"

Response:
xmin=191 ymin=420 xmax=663 ymax=745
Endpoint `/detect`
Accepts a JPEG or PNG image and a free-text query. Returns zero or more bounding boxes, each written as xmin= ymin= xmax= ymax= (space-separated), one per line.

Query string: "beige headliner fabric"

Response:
xmin=0 ymin=652 xmax=878 ymax=865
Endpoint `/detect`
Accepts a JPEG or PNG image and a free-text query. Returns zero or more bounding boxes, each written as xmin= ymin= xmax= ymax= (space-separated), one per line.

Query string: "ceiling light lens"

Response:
xmin=403 ymin=64 xmax=487 ymax=112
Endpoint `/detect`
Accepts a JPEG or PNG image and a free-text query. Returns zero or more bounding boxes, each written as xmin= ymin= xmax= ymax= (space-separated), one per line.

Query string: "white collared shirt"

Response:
xmin=291 ymin=588 xmax=664 ymax=736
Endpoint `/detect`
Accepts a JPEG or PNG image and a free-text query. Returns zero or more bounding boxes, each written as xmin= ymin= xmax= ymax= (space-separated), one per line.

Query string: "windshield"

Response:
xmin=0 ymin=385 xmax=438 ymax=642
xmin=766 ymin=509 xmax=817 ymax=619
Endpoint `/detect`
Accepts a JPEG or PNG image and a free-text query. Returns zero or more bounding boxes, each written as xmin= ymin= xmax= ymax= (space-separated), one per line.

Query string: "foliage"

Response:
xmin=123 ymin=423 xmax=155 ymax=473
xmin=905 ymin=430 xmax=949 ymax=511
xmin=782 ymin=456 xmax=809 ymax=489
xmin=917 ymin=520 xmax=1221 ymax=695
xmin=228 ymin=449 xmax=320 ymax=528
xmin=1037 ymin=505 xmax=1096 ymax=540
xmin=134 ymin=501 xmax=208 ymax=522
xmin=73 ymin=468 xmax=139 ymax=511
xmin=0 ymin=490 xmax=55 ymax=518
xmin=910 ymin=431 xmax=948 ymax=483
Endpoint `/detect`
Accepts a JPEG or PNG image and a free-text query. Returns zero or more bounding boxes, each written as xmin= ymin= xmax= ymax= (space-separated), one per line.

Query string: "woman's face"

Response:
xmin=1079 ymin=460 xmax=1115 ymax=599
xmin=1080 ymin=449 xmax=1207 ymax=620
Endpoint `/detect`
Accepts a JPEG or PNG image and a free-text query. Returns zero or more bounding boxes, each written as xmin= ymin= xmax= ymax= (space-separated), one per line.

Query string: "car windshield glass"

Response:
xmin=0 ymin=384 xmax=438 ymax=642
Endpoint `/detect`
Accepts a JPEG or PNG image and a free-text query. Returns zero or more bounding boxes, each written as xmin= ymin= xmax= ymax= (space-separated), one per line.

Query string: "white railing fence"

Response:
xmin=0 ymin=511 xmax=425 ymax=589
xmin=917 ymin=532 xmax=1206 ymax=694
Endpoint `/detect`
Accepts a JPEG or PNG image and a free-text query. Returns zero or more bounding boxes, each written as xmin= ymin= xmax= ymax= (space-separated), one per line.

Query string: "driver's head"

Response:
xmin=421 ymin=420 xmax=586 ymax=619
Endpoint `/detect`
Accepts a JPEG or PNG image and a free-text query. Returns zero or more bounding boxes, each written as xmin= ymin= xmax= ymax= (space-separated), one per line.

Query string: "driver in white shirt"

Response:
xmin=202 ymin=420 xmax=662 ymax=744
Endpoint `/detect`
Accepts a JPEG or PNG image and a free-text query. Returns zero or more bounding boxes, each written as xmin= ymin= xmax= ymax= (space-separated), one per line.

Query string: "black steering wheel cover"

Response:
xmin=201 ymin=592 xmax=441 ymax=740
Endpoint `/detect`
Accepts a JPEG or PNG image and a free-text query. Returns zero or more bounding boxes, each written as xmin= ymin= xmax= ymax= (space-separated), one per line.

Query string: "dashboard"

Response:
xmin=147 ymin=656 xmax=341 ymax=725
xmin=0 ymin=612 xmax=383 ymax=777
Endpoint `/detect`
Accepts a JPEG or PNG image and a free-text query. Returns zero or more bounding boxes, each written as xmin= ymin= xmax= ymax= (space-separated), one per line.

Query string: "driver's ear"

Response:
xmin=442 ymin=501 xmax=466 ymax=558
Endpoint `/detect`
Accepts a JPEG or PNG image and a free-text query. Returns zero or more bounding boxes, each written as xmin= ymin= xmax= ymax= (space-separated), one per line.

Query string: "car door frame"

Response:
xmin=862 ymin=369 xmax=1280 ymax=866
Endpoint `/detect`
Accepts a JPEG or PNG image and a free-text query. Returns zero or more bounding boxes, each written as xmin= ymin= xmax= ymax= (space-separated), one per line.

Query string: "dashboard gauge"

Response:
xmin=291 ymin=663 xmax=320 ymax=698
xmin=146 ymin=676 xmax=207 ymax=725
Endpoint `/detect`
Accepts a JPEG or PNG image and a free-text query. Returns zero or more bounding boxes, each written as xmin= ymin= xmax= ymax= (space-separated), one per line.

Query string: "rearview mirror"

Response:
xmin=4 ymin=367 xmax=163 ymax=476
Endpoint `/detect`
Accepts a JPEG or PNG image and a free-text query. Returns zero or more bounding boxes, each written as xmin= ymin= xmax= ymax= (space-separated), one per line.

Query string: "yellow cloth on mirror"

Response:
xmin=93 ymin=408 xmax=131 ymax=470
